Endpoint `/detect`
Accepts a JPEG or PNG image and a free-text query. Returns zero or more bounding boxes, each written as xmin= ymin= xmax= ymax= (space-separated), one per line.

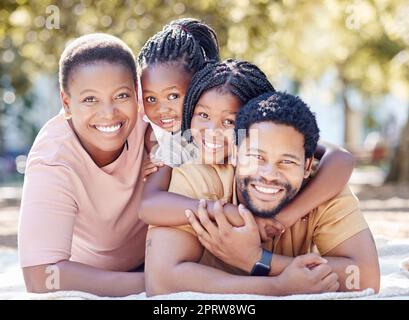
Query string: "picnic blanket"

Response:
xmin=1 ymin=237 xmax=408 ymax=300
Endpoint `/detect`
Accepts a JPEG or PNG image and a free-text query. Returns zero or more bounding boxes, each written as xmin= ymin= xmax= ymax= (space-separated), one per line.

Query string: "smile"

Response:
xmin=159 ymin=118 xmax=176 ymax=128
xmin=253 ymin=185 xmax=282 ymax=194
xmin=202 ymin=139 xmax=224 ymax=151
xmin=94 ymin=121 xmax=124 ymax=133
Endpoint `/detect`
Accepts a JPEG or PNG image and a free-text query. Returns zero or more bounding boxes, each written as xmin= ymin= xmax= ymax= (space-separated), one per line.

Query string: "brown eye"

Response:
xmin=198 ymin=112 xmax=209 ymax=119
xmin=145 ymin=96 xmax=156 ymax=103
xmin=281 ymin=160 xmax=295 ymax=165
xmin=168 ymin=93 xmax=179 ymax=100
xmin=116 ymin=93 xmax=130 ymax=100
xmin=223 ymin=119 xmax=235 ymax=126
xmin=82 ymin=96 xmax=97 ymax=103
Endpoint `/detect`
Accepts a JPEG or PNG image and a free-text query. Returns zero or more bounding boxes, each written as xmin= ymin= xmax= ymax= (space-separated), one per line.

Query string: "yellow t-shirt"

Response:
xmin=162 ymin=163 xmax=369 ymax=275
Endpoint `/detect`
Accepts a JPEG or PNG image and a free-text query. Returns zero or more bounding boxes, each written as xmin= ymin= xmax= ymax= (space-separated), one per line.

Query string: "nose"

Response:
xmin=158 ymin=101 xmax=172 ymax=114
xmin=260 ymin=163 xmax=281 ymax=182
xmin=99 ymin=102 xmax=116 ymax=119
xmin=202 ymin=122 xmax=223 ymax=141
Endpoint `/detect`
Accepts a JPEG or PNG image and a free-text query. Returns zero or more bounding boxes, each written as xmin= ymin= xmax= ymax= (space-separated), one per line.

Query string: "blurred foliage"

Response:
xmin=0 ymin=0 xmax=409 ymax=153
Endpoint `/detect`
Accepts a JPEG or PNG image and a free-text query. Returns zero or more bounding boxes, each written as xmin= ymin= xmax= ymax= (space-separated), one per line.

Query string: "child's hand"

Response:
xmin=142 ymin=160 xmax=164 ymax=181
xmin=254 ymin=217 xmax=285 ymax=242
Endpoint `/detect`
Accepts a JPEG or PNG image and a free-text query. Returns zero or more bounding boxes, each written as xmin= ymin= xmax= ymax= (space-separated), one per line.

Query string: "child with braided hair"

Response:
xmin=140 ymin=59 xmax=355 ymax=240
xmin=138 ymin=18 xmax=219 ymax=169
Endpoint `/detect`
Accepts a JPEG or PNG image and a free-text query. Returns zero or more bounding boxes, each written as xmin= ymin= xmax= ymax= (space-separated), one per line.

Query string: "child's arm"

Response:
xmin=139 ymin=166 xmax=244 ymax=227
xmin=274 ymin=141 xmax=355 ymax=228
xmin=144 ymin=125 xmax=156 ymax=154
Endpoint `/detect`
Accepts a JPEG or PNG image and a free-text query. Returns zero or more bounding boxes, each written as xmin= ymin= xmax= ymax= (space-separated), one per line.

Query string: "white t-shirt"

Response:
xmin=143 ymin=115 xmax=198 ymax=167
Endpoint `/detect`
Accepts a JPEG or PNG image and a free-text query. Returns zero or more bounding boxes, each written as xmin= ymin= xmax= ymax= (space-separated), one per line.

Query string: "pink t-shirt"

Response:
xmin=18 ymin=112 xmax=148 ymax=271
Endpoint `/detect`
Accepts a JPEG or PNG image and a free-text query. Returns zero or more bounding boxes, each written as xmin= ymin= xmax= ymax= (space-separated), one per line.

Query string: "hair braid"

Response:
xmin=138 ymin=18 xmax=219 ymax=75
xmin=182 ymin=59 xmax=275 ymax=133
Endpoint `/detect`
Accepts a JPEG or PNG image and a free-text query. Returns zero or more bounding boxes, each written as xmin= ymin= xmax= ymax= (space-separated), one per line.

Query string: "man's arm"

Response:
xmin=145 ymin=223 xmax=339 ymax=296
xmin=321 ymin=229 xmax=380 ymax=292
xmin=23 ymin=261 xmax=144 ymax=297
xmin=186 ymin=201 xmax=379 ymax=292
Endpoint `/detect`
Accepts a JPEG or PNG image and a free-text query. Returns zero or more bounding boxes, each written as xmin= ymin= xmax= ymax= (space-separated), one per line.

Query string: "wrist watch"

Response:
xmin=250 ymin=248 xmax=273 ymax=276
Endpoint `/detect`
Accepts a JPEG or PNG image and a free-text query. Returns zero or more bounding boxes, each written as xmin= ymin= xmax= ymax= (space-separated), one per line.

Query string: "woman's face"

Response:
xmin=190 ymin=87 xmax=242 ymax=165
xmin=141 ymin=63 xmax=191 ymax=133
xmin=61 ymin=62 xmax=138 ymax=167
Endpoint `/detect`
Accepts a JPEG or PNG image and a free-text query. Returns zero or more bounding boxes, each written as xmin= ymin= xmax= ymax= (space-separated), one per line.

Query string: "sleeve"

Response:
xmin=149 ymin=165 xmax=221 ymax=237
xmin=312 ymin=187 xmax=369 ymax=256
xmin=18 ymin=163 xmax=78 ymax=267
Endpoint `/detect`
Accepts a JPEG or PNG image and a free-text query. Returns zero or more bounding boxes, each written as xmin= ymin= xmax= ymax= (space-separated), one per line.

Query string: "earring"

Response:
xmin=64 ymin=113 xmax=72 ymax=120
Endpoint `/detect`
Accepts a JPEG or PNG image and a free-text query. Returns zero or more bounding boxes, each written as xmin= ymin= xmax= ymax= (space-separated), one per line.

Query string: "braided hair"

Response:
xmin=182 ymin=59 xmax=275 ymax=133
xmin=137 ymin=18 xmax=219 ymax=75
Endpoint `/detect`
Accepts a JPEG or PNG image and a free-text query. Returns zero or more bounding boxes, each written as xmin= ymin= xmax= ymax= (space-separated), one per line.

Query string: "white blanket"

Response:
xmin=1 ymin=237 xmax=408 ymax=300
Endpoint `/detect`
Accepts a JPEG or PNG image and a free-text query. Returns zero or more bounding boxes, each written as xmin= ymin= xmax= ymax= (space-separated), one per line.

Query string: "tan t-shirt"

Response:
xmin=165 ymin=163 xmax=369 ymax=275
xmin=18 ymin=112 xmax=148 ymax=271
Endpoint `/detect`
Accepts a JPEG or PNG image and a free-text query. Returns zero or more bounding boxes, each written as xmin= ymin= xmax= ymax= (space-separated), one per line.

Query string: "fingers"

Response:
xmin=185 ymin=209 xmax=211 ymax=242
xmin=265 ymin=225 xmax=283 ymax=238
xmin=213 ymin=201 xmax=232 ymax=232
xmin=310 ymin=263 xmax=333 ymax=281
xmin=320 ymin=272 xmax=339 ymax=292
xmin=198 ymin=199 xmax=218 ymax=235
xmin=142 ymin=161 xmax=164 ymax=181
xmin=269 ymin=219 xmax=285 ymax=234
xmin=294 ymin=253 xmax=328 ymax=268
xmin=259 ymin=225 xmax=271 ymax=242
xmin=238 ymin=204 xmax=257 ymax=229
xmin=328 ymin=280 xmax=340 ymax=292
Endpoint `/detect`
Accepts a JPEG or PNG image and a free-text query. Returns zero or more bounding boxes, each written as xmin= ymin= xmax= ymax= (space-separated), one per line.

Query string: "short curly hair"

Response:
xmin=235 ymin=91 xmax=320 ymax=158
xmin=59 ymin=33 xmax=137 ymax=93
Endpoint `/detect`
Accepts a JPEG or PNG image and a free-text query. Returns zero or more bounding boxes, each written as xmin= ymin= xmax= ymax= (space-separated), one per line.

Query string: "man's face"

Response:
xmin=235 ymin=121 xmax=313 ymax=218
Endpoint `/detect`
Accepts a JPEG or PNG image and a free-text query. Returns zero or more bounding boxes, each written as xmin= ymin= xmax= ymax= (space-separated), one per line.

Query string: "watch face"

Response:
xmin=252 ymin=262 xmax=270 ymax=276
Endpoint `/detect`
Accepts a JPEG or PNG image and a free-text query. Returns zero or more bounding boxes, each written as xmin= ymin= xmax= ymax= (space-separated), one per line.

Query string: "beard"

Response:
xmin=237 ymin=176 xmax=299 ymax=218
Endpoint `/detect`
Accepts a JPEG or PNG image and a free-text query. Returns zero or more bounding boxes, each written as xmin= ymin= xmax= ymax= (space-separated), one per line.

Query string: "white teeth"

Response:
xmin=95 ymin=123 xmax=122 ymax=133
xmin=254 ymin=185 xmax=281 ymax=194
xmin=203 ymin=141 xmax=223 ymax=149
xmin=161 ymin=119 xmax=174 ymax=124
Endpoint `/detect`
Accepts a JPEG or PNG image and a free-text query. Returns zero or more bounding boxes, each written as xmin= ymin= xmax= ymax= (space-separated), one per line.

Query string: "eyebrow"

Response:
xmin=222 ymin=110 xmax=237 ymax=115
xmin=195 ymin=103 xmax=210 ymax=110
xmin=282 ymin=154 xmax=302 ymax=162
xmin=79 ymin=85 xmax=132 ymax=96
xmin=143 ymin=85 xmax=178 ymax=94
xmin=195 ymin=104 xmax=237 ymax=115
xmin=247 ymin=149 xmax=302 ymax=161
xmin=248 ymin=148 xmax=267 ymax=155
xmin=79 ymin=89 xmax=98 ymax=95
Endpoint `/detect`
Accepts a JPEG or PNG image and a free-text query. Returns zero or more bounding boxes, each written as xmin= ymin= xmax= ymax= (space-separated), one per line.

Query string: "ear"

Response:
xmin=60 ymin=90 xmax=71 ymax=119
xmin=303 ymin=157 xmax=314 ymax=179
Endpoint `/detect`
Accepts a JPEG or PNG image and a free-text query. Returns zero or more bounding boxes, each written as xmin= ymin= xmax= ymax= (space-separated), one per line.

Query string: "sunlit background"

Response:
xmin=0 ymin=0 xmax=408 ymax=244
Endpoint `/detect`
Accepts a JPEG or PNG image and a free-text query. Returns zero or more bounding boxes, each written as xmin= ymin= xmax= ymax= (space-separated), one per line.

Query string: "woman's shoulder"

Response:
xmin=26 ymin=113 xmax=82 ymax=171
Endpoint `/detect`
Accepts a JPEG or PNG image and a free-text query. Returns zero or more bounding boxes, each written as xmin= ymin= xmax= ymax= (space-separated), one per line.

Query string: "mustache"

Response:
xmin=242 ymin=176 xmax=290 ymax=190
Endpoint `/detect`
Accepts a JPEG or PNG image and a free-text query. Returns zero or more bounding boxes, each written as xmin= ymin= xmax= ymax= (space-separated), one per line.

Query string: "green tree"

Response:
xmin=1 ymin=0 xmax=408 ymax=181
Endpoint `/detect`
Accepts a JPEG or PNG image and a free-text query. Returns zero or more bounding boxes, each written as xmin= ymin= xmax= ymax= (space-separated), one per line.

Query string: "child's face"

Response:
xmin=61 ymin=62 xmax=138 ymax=166
xmin=141 ymin=63 xmax=191 ymax=133
xmin=190 ymin=88 xmax=242 ymax=165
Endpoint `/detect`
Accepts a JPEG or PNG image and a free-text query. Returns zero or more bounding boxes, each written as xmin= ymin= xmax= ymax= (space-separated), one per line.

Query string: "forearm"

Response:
xmin=23 ymin=260 xmax=144 ymax=297
xmin=324 ymin=256 xmax=379 ymax=292
xmin=276 ymin=150 xmax=354 ymax=227
xmin=141 ymin=195 xmax=244 ymax=227
xmin=140 ymin=191 xmax=201 ymax=226
xmin=251 ymin=252 xmax=376 ymax=292
xmin=147 ymin=261 xmax=283 ymax=296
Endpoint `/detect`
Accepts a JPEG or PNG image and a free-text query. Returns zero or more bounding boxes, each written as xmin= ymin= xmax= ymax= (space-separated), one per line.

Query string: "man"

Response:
xmin=145 ymin=91 xmax=380 ymax=296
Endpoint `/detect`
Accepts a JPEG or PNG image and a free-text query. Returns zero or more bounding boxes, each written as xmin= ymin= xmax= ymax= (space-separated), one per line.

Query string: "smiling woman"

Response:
xmin=18 ymin=33 xmax=148 ymax=297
